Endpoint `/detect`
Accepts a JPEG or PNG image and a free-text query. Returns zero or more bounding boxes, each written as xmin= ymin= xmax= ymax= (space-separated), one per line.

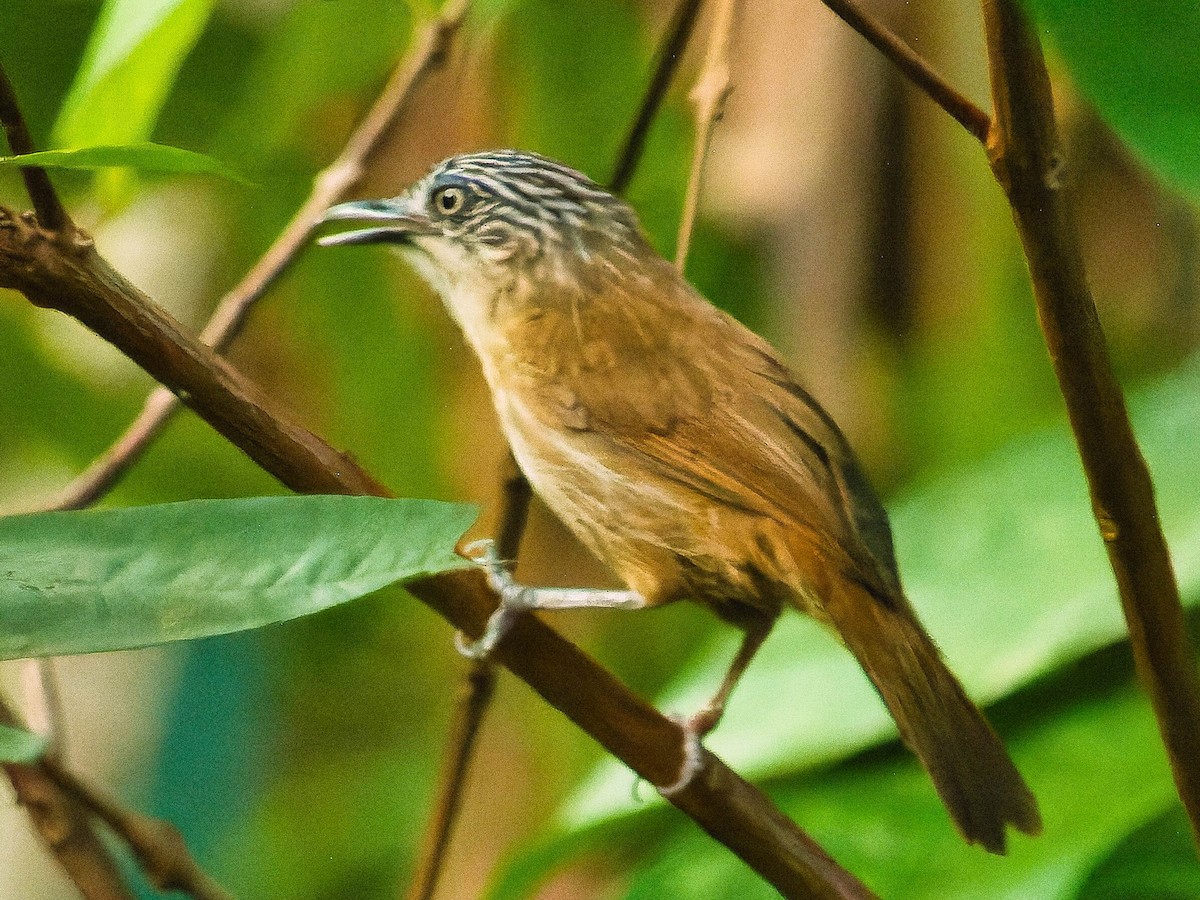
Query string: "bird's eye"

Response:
xmin=433 ymin=186 xmax=465 ymax=216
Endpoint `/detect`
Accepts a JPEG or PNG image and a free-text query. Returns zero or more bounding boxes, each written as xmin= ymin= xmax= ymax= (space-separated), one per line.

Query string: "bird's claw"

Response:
xmin=657 ymin=713 xmax=708 ymax=797
xmin=456 ymin=538 xmax=528 ymax=660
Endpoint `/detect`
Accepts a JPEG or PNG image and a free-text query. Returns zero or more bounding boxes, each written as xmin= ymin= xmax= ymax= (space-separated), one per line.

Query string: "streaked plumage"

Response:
xmin=320 ymin=150 xmax=1041 ymax=853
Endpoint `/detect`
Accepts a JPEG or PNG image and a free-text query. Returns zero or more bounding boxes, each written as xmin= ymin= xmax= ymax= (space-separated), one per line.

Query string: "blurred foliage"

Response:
xmin=0 ymin=1 xmax=1197 ymax=899
xmin=1020 ymin=0 xmax=1200 ymax=197
xmin=0 ymin=722 xmax=48 ymax=763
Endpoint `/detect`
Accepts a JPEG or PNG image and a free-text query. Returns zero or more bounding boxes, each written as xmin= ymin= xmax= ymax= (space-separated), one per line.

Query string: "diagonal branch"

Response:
xmin=0 ymin=697 xmax=133 ymax=900
xmin=676 ymin=0 xmax=739 ymax=271
xmin=0 ymin=62 xmax=70 ymax=232
xmin=981 ymin=0 xmax=1200 ymax=842
xmin=39 ymin=757 xmax=233 ymax=900
xmin=815 ymin=0 xmax=991 ymax=145
xmin=34 ymin=0 xmax=470 ymax=514
xmin=0 ymin=211 xmax=874 ymax=900
xmin=403 ymin=659 xmax=496 ymax=900
xmin=609 ymin=0 xmax=706 ymax=194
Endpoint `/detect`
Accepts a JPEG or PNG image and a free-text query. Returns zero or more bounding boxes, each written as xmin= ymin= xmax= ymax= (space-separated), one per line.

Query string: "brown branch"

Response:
xmin=816 ymin=0 xmax=991 ymax=145
xmin=494 ymin=452 xmax=533 ymax=564
xmin=0 ymin=62 xmax=70 ymax=232
xmin=981 ymin=0 xmax=1200 ymax=842
xmin=0 ymin=213 xmax=873 ymax=899
xmin=403 ymin=660 xmax=497 ymax=900
xmin=37 ymin=0 xmax=471 ymax=513
xmin=40 ymin=758 xmax=233 ymax=900
xmin=0 ymin=698 xmax=134 ymax=900
xmin=609 ymin=0 xmax=706 ymax=194
xmin=676 ymin=0 xmax=738 ymax=271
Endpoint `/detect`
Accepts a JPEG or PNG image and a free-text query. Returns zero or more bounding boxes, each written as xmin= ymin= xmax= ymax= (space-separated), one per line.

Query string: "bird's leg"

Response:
xmin=659 ymin=618 xmax=773 ymax=797
xmin=456 ymin=539 xmax=648 ymax=659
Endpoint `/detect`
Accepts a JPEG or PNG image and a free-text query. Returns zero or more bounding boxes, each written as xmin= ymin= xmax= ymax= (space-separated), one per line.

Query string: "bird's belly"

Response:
xmin=493 ymin=391 xmax=773 ymax=610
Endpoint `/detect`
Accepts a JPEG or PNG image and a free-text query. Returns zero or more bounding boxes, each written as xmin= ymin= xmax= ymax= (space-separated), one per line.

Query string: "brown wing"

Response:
xmin=508 ymin=261 xmax=902 ymax=599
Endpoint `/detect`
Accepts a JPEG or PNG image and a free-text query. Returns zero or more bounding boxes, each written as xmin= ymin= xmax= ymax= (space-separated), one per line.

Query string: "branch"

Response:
xmin=0 ymin=697 xmax=134 ymax=900
xmin=0 ymin=214 xmax=873 ymax=899
xmin=816 ymin=0 xmax=991 ymax=145
xmin=39 ymin=758 xmax=233 ymax=900
xmin=676 ymin=0 xmax=738 ymax=271
xmin=981 ymin=0 xmax=1200 ymax=841
xmin=609 ymin=0 xmax=706 ymax=194
xmin=403 ymin=660 xmax=497 ymax=900
xmin=36 ymin=0 xmax=471 ymax=513
xmin=0 ymin=62 xmax=70 ymax=232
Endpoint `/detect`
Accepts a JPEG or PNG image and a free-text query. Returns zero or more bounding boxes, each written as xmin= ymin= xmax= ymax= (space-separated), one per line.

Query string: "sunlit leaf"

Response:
xmin=1020 ymin=0 xmax=1200 ymax=195
xmin=52 ymin=0 xmax=216 ymax=149
xmin=565 ymin=353 xmax=1200 ymax=825
xmin=616 ymin=662 xmax=1182 ymax=899
xmin=0 ymin=723 xmax=47 ymax=764
xmin=496 ymin=649 xmax=1187 ymax=899
xmin=0 ymin=144 xmax=248 ymax=183
xmin=0 ymin=496 xmax=476 ymax=659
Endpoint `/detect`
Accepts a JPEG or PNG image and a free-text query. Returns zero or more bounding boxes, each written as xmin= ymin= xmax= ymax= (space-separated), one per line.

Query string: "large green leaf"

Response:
xmin=615 ymin=662 xmax=1183 ymax=900
xmin=1020 ymin=0 xmax=1200 ymax=195
xmin=564 ymin=353 xmax=1200 ymax=825
xmin=0 ymin=496 xmax=476 ymax=659
xmin=1075 ymin=805 xmax=1200 ymax=898
xmin=0 ymin=144 xmax=247 ymax=183
xmin=493 ymin=650 xmax=1186 ymax=900
xmin=0 ymin=722 xmax=48 ymax=763
xmin=52 ymin=0 xmax=216 ymax=149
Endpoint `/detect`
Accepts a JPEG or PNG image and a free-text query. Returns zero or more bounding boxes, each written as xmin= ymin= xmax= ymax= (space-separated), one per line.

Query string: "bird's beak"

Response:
xmin=317 ymin=198 xmax=437 ymax=247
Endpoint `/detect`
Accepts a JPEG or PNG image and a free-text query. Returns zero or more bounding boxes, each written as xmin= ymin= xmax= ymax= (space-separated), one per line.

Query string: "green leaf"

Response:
xmin=1019 ymin=0 xmax=1200 ymax=195
xmin=616 ymin=662 xmax=1182 ymax=900
xmin=53 ymin=0 xmax=216 ymax=149
xmin=564 ymin=352 xmax=1200 ymax=826
xmin=1076 ymin=805 xmax=1200 ymax=899
xmin=0 ymin=722 xmax=48 ymax=763
xmin=0 ymin=144 xmax=249 ymax=183
xmin=0 ymin=496 xmax=476 ymax=659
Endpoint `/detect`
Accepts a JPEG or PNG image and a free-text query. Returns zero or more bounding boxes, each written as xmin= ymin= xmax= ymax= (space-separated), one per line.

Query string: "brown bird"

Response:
xmin=319 ymin=150 xmax=1041 ymax=853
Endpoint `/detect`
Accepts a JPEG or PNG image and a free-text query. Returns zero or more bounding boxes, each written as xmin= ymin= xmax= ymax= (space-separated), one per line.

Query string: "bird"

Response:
xmin=318 ymin=149 xmax=1041 ymax=853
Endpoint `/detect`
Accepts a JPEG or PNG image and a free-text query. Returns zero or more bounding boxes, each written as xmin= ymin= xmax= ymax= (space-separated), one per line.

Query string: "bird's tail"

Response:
xmin=821 ymin=578 xmax=1042 ymax=854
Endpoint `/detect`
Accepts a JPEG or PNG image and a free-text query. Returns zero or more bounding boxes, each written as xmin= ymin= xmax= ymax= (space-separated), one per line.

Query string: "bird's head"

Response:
xmin=319 ymin=150 xmax=649 ymax=298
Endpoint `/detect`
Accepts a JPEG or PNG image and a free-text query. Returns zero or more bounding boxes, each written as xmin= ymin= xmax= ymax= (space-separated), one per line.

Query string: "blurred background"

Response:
xmin=1 ymin=0 xmax=1199 ymax=897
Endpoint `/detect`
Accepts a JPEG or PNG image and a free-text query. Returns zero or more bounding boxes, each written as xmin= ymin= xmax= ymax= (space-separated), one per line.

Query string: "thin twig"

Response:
xmin=41 ymin=758 xmax=233 ymax=900
xmin=981 ymin=0 xmax=1200 ymax=843
xmin=0 ymin=61 xmax=70 ymax=231
xmin=494 ymin=452 xmax=533 ymax=564
xmin=676 ymin=0 xmax=739 ymax=271
xmin=20 ymin=659 xmax=67 ymax=759
xmin=403 ymin=660 xmax=497 ymax=900
xmin=609 ymin=0 xmax=706 ymax=194
xmin=817 ymin=0 xmax=991 ymax=145
xmin=402 ymin=454 xmax=520 ymax=900
xmin=0 ymin=695 xmax=134 ymax=900
xmin=0 ymin=208 xmax=873 ymax=900
xmin=37 ymin=0 xmax=471 ymax=513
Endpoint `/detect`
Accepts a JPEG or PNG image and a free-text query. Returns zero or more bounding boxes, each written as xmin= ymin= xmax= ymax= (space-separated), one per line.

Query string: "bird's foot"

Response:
xmin=657 ymin=712 xmax=711 ymax=797
xmin=455 ymin=539 xmax=532 ymax=660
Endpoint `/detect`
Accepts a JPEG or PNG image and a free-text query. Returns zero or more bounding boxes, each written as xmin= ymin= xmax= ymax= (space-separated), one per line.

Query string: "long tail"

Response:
xmin=822 ymin=578 xmax=1042 ymax=854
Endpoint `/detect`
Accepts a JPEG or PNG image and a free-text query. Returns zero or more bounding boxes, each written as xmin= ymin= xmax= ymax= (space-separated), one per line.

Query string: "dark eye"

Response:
xmin=433 ymin=186 xmax=466 ymax=216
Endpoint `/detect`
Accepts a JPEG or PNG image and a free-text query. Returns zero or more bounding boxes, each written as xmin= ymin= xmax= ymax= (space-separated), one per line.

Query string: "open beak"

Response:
xmin=317 ymin=198 xmax=437 ymax=247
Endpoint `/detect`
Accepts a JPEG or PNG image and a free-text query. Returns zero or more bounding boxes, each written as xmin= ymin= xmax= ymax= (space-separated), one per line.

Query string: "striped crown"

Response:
xmin=411 ymin=150 xmax=645 ymax=262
